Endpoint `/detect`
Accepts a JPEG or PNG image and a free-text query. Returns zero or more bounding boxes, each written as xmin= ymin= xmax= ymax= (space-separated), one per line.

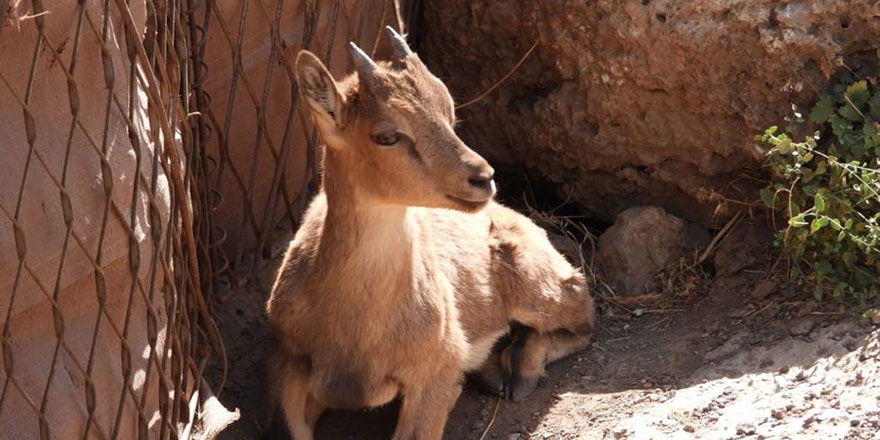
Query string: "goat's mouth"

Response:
xmin=445 ymin=194 xmax=490 ymax=211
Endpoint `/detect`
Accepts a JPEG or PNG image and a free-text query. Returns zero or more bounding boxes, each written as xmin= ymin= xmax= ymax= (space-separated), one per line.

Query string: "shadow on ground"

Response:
xmin=208 ymin=248 xmax=879 ymax=440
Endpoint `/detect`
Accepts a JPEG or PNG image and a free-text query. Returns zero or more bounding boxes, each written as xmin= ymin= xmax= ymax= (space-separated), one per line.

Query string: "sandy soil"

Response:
xmin=208 ymin=252 xmax=879 ymax=440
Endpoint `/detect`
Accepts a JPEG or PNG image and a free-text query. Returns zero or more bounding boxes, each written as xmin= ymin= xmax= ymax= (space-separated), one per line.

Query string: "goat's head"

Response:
xmin=295 ymin=27 xmax=495 ymax=212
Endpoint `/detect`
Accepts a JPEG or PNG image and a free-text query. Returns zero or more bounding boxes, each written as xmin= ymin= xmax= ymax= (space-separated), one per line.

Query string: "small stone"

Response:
xmin=790 ymin=318 xmax=816 ymax=336
xmin=751 ymin=279 xmax=778 ymax=299
xmin=727 ymin=307 xmax=748 ymax=318
xmin=683 ymin=424 xmax=695 ymax=433
xmin=797 ymin=301 xmax=818 ymax=317
xmin=736 ymin=423 xmax=756 ymax=435
xmin=508 ymin=434 xmax=523 ymax=440
xmin=772 ymin=409 xmax=784 ymax=420
xmin=850 ymin=419 xmax=860 ymax=427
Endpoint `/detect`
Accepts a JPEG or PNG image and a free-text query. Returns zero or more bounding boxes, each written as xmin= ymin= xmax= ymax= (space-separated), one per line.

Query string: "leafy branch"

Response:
xmin=757 ymin=75 xmax=880 ymax=308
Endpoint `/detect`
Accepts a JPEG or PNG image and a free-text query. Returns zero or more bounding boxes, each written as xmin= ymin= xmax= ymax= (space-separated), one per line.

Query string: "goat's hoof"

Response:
xmin=505 ymin=374 xmax=540 ymax=402
xmin=477 ymin=366 xmax=505 ymax=396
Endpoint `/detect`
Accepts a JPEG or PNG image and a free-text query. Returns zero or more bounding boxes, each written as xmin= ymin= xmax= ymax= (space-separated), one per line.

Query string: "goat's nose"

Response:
xmin=468 ymin=168 xmax=495 ymax=190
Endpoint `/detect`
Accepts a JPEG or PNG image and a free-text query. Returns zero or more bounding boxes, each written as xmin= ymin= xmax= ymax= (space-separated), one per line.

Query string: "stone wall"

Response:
xmin=420 ymin=0 xmax=880 ymax=223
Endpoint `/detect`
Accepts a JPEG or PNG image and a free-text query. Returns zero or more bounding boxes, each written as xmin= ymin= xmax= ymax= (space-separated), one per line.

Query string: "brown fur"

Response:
xmin=265 ymin=32 xmax=594 ymax=440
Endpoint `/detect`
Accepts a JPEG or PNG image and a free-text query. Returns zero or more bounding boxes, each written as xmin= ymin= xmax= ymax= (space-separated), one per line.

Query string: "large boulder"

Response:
xmin=420 ymin=0 xmax=880 ymax=224
xmin=597 ymin=207 xmax=686 ymax=295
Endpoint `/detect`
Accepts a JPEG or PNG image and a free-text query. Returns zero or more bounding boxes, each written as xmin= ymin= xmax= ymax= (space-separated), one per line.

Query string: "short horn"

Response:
xmin=386 ymin=25 xmax=413 ymax=58
xmin=348 ymin=42 xmax=377 ymax=74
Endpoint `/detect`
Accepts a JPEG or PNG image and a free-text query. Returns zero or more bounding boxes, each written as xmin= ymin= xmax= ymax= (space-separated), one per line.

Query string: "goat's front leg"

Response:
xmin=276 ymin=359 xmax=325 ymax=440
xmin=501 ymin=270 xmax=595 ymax=401
xmin=501 ymin=325 xmax=593 ymax=401
xmin=392 ymin=373 xmax=462 ymax=440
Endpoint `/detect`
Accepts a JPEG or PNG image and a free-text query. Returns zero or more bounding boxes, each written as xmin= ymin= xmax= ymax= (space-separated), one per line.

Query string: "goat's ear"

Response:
xmin=295 ymin=50 xmax=347 ymax=130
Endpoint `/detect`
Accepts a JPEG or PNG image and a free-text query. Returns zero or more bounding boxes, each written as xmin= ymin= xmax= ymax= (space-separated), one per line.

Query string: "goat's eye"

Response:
xmin=371 ymin=132 xmax=401 ymax=146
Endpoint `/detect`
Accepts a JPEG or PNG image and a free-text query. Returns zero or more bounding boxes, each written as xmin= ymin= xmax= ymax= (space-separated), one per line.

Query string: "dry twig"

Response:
xmin=478 ymin=396 xmax=503 ymax=440
xmin=457 ymin=38 xmax=540 ymax=110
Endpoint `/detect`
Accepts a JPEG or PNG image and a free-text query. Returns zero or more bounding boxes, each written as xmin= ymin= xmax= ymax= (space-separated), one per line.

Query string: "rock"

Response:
xmin=597 ymin=206 xmax=686 ymax=295
xmin=421 ymin=1 xmax=880 ymax=225
xmin=471 ymin=420 xmax=487 ymax=431
xmin=683 ymin=424 xmax=695 ymax=433
xmin=751 ymin=280 xmax=778 ymax=299
xmin=508 ymin=434 xmax=523 ymax=440
xmin=736 ymin=423 xmax=756 ymax=436
xmin=705 ymin=331 xmax=749 ymax=361
xmin=790 ymin=318 xmax=817 ymax=336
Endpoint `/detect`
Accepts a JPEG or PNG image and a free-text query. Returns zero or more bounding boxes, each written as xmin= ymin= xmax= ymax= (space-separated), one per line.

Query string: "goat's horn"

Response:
xmin=349 ymin=42 xmax=378 ymax=74
xmin=386 ymin=26 xmax=413 ymax=58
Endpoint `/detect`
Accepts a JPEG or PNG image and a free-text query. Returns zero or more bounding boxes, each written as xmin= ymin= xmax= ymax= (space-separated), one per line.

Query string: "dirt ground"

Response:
xmin=207 ymin=229 xmax=880 ymax=440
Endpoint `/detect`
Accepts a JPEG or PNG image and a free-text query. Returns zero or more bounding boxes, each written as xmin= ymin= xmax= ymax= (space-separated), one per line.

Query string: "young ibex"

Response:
xmin=265 ymin=28 xmax=594 ymax=440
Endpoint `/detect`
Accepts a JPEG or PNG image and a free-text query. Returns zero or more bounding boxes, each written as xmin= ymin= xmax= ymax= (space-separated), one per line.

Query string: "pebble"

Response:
xmin=751 ymin=280 xmax=778 ymax=299
xmin=727 ymin=307 xmax=748 ymax=318
xmin=683 ymin=424 xmax=695 ymax=433
xmin=736 ymin=423 xmax=756 ymax=435
xmin=790 ymin=318 xmax=816 ymax=336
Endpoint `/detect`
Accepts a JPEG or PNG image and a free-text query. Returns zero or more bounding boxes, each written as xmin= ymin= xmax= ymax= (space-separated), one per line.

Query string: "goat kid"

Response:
xmin=266 ymin=28 xmax=594 ymax=440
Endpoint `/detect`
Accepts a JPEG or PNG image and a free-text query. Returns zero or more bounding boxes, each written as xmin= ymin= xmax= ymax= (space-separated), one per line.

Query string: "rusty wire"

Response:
xmin=1 ymin=0 xmax=401 ymax=438
xmin=0 ymin=1 xmax=215 ymax=438
xmin=200 ymin=0 xmax=401 ymax=286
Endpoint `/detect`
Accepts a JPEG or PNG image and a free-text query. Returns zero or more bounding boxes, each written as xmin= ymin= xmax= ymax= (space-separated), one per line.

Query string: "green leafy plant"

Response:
xmin=758 ymin=76 xmax=880 ymax=307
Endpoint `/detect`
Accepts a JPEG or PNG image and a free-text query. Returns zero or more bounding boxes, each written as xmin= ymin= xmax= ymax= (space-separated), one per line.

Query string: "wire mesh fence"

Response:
xmin=0 ymin=0 xmax=403 ymax=438
xmin=199 ymin=0 xmax=403 ymax=292
xmin=0 ymin=1 xmax=222 ymax=439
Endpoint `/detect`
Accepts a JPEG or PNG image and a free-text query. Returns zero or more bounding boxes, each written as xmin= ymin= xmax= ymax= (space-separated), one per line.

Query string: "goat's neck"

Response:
xmin=318 ymin=148 xmax=414 ymax=269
